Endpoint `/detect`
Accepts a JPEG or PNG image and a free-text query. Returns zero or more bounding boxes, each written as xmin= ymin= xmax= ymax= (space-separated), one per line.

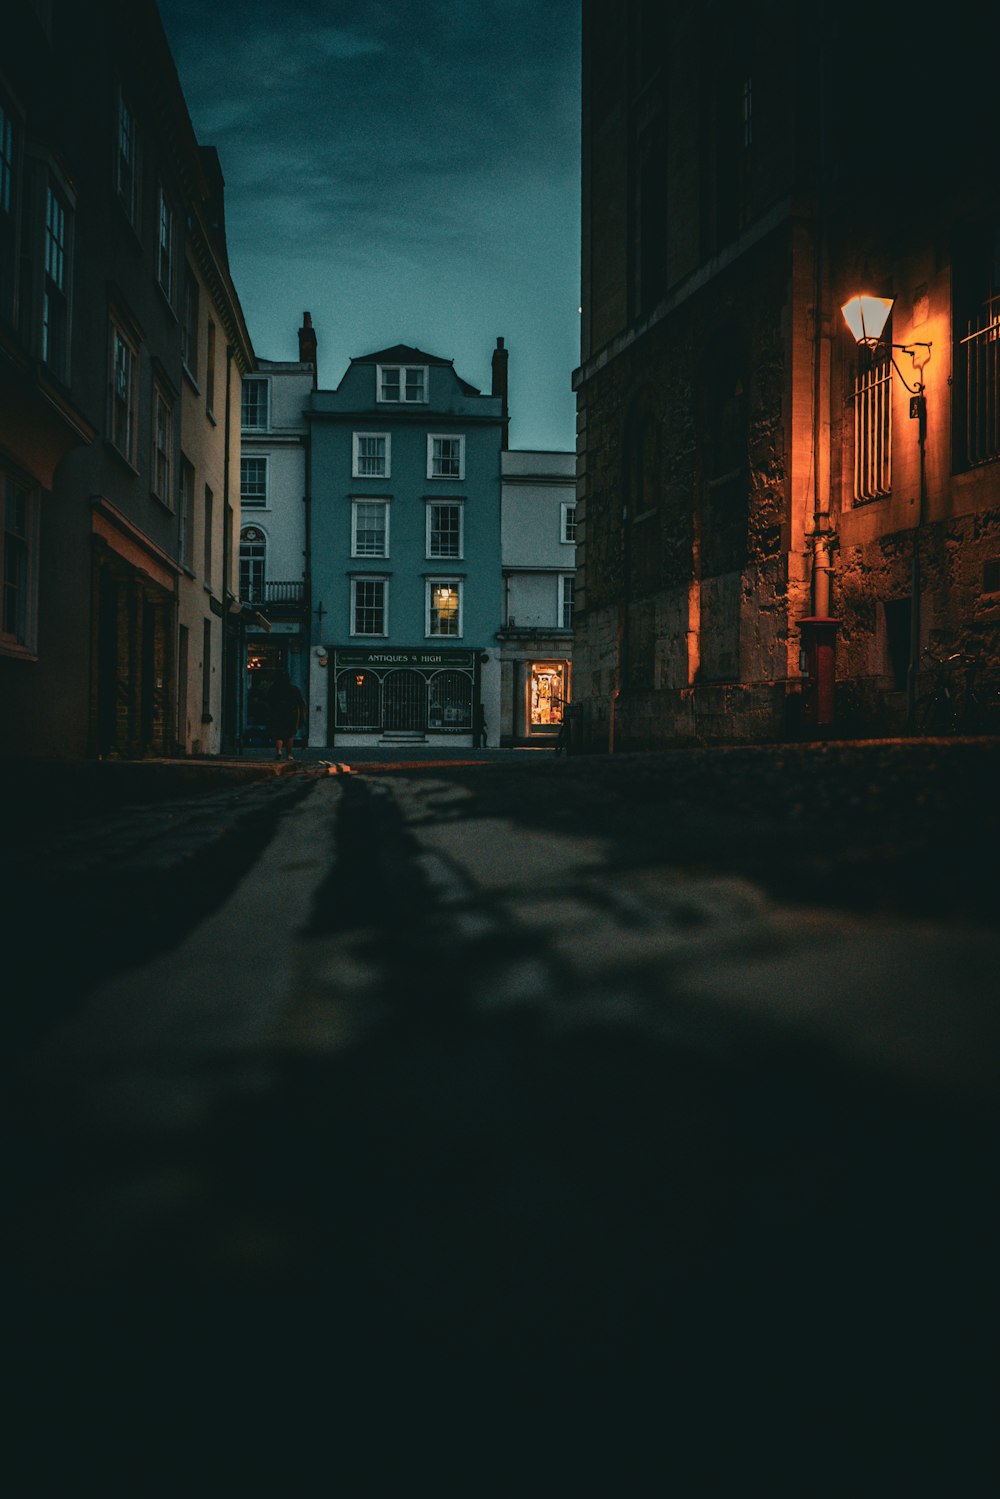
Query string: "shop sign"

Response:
xmin=336 ymin=647 xmax=476 ymax=669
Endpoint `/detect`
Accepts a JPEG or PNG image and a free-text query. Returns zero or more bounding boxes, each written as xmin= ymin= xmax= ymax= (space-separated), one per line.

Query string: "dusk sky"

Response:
xmin=156 ymin=0 xmax=582 ymax=454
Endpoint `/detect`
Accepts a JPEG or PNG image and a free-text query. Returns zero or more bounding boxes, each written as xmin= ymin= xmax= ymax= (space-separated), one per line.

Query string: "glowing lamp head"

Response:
xmin=841 ymin=294 xmax=894 ymax=348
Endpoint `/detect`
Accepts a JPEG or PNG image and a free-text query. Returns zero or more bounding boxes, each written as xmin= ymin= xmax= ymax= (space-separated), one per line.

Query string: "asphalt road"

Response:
xmin=4 ymin=740 xmax=999 ymax=1495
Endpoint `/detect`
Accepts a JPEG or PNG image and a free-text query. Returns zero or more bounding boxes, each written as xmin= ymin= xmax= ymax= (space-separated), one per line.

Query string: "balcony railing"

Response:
xmin=244 ymin=580 xmax=305 ymax=606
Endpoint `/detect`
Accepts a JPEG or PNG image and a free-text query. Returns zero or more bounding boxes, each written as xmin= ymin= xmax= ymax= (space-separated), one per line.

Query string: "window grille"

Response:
xmin=428 ymin=670 xmax=472 ymax=728
xmin=384 ymin=669 xmax=426 ymax=730
xmin=335 ymin=669 xmax=381 ymax=729
xmin=961 ymin=294 xmax=1000 ymax=466
xmin=852 ymin=345 xmax=892 ymax=502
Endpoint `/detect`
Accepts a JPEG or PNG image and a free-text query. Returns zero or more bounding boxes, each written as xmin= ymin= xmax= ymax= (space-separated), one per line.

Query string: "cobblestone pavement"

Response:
xmin=5 ymin=742 xmax=999 ymax=1494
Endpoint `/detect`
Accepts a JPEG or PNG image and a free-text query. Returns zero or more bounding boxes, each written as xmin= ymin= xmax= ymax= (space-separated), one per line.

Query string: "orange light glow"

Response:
xmin=841 ymin=294 xmax=894 ymax=347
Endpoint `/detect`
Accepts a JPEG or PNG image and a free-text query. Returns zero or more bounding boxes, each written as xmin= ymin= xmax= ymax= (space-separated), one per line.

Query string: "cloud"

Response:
xmin=156 ymin=0 xmax=582 ymax=449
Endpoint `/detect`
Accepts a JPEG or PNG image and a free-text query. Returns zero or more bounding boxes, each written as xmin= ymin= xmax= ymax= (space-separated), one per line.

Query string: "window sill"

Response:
xmin=182 ymin=363 xmax=200 ymax=395
xmin=156 ymin=282 xmax=178 ymax=322
xmin=104 ymin=439 xmax=139 ymax=477
xmin=0 ymin=641 xmax=38 ymax=662
xmin=150 ymin=490 xmax=176 ymax=514
xmin=181 ymin=564 xmax=196 ymax=579
xmin=206 ymin=409 xmax=217 ymax=427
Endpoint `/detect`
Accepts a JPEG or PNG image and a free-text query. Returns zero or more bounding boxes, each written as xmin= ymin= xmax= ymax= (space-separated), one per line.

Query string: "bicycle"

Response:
xmin=912 ymin=647 xmax=1000 ymax=735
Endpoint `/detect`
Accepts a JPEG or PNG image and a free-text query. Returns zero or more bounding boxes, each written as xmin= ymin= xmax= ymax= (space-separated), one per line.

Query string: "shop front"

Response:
xmin=242 ymin=623 xmax=307 ymax=749
xmin=331 ymin=646 xmax=484 ymax=746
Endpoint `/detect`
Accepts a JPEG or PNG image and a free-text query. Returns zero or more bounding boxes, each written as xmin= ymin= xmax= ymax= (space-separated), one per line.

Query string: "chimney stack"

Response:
xmin=298 ymin=311 xmax=318 ymax=387
xmin=491 ymin=336 xmax=509 ymax=449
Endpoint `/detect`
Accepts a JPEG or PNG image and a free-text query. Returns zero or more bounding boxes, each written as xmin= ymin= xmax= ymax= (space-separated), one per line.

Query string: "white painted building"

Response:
xmin=497 ymin=450 xmax=576 ymax=745
xmin=238 ymin=314 xmax=316 ymax=747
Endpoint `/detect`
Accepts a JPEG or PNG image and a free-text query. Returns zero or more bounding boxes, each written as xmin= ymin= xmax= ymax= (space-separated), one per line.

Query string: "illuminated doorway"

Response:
xmin=529 ymin=661 xmax=567 ymax=733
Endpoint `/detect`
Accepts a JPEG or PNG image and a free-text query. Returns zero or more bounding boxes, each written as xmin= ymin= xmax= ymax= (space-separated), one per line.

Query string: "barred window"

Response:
xmin=852 ymin=343 xmax=892 ymax=503
xmin=336 ymin=668 xmax=381 ymax=729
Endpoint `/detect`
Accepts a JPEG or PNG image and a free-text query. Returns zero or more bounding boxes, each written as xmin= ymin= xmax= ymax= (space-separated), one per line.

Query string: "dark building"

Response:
xmin=1 ymin=0 xmax=253 ymax=761
xmin=573 ymin=0 xmax=1000 ymax=749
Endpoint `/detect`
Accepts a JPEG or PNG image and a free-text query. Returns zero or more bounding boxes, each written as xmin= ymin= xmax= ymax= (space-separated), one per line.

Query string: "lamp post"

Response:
xmin=841 ymin=294 xmax=931 ymax=733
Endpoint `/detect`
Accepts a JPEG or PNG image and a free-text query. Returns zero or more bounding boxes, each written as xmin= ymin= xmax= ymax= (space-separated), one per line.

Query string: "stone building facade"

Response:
xmin=573 ymin=0 xmax=1000 ymax=750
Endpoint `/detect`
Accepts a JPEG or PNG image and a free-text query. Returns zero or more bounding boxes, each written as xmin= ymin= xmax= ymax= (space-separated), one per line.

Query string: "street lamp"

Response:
xmin=841 ymin=293 xmax=932 ymax=733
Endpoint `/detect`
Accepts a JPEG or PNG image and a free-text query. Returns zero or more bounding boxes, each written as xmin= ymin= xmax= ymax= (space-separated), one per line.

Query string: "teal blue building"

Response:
xmin=307 ymin=342 xmax=507 ymax=747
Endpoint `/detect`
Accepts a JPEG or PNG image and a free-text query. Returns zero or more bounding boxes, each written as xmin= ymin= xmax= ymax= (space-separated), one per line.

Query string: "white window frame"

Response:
xmin=0 ymin=99 xmax=18 ymax=326
xmin=1 ymin=471 xmax=39 ymax=658
xmin=427 ymin=433 xmax=465 ymax=481
xmin=239 ymin=524 xmax=267 ymax=605
xmin=152 ymin=385 xmax=174 ymax=508
xmin=42 ymin=177 xmax=72 ymax=380
xmin=181 ymin=263 xmax=198 ymax=378
xmin=178 ymin=456 xmax=194 ymax=568
xmin=560 ymin=501 xmax=577 ymax=544
xmin=116 ymin=89 xmax=139 ymax=228
xmin=350 ymin=575 xmax=389 ymax=637
xmin=352 ymin=431 xmax=390 ymax=478
xmin=157 ymin=186 xmax=174 ymax=302
xmin=241 ymin=377 xmax=270 ymax=433
xmin=426 ymin=499 xmax=464 ymax=559
xmin=377 ymin=364 xmax=427 ymax=403
xmin=240 ymin=454 xmax=268 ymax=508
xmin=110 ymin=316 xmax=139 ymax=467
xmin=426 ymin=577 xmax=463 ymax=639
xmin=559 ymin=573 xmax=575 ymax=630
xmin=351 ymin=498 xmax=390 ymax=558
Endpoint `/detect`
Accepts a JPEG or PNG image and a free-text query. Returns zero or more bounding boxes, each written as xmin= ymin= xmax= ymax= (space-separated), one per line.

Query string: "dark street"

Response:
xmin=4 ymin=741 xmax=999 ymax=1493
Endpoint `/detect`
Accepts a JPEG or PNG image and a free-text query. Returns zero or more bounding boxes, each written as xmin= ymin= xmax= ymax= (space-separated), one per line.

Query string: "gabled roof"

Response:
xmin=350 ymin=344 xmax=481 ymax=396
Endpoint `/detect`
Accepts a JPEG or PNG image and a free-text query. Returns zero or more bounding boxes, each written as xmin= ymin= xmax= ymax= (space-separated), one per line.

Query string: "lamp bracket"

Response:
xmin=878 ymin=340 xmax=932 ymax=394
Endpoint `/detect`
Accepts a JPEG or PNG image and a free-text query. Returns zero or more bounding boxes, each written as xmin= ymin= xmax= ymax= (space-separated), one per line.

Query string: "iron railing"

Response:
xmin=961 ymin=313 xmax=1000 ymax=467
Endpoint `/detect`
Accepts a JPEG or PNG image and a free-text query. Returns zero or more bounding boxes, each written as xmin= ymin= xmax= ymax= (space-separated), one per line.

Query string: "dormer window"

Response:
xmin=378 ymin=364 xmax=426 ymax=402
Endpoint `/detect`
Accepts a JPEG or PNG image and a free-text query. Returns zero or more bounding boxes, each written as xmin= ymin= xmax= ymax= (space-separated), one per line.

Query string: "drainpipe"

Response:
xmin=798 ymin=11 xmax=839 ymax=734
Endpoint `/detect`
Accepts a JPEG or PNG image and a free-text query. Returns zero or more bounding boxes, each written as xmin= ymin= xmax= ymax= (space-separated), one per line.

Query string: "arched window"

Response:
xmin=239 ymin=525 xmax=266 ymax=604
xmin=383 ymin=669 xmax=427 ymax=731
xmin=428 ymin=670 xmax=472 ymax=729
xmin=335 ymin=669 xmax=381 ymax=730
